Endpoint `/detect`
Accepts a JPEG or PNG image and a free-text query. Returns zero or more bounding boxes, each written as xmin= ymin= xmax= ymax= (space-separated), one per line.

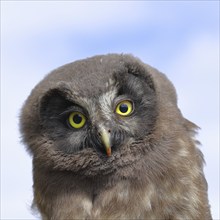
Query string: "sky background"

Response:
xmin=1 ymin=1 xmax=219 ymax=219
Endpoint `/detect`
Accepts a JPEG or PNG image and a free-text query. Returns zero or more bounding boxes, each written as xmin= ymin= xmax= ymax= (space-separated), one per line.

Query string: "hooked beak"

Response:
xmin=99 ymin=128 xmax=112 ymax=157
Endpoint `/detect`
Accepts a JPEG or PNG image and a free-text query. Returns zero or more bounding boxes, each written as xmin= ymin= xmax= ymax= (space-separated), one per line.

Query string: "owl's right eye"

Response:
xmin=68 ymin=112 xmax=86 ymax=129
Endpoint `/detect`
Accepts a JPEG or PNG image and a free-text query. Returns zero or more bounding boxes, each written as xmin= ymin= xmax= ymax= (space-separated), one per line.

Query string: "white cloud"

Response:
xmin=168 ymin=33 xmax=219 ymax=123
xmin=2 ymin=1 xmax=150 ymax=37
xmin=3 ymin=1 xmax=215 ymax=38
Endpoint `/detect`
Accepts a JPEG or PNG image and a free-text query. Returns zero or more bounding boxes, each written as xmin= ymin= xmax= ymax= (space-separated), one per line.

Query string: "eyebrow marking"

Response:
xmin=98 ymin=88 xmax=117 ymax=121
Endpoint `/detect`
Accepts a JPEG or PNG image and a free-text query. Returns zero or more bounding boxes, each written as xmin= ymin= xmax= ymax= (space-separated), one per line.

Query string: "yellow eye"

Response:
xmin=116 ymin=100 xmax=133 ymax=116
xmin=68 ymin=112 xmax=86 ymax=129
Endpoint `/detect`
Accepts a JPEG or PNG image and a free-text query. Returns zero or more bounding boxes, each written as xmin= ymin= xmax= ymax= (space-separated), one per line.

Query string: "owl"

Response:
xmin=20 ymin=54 xmax=212 ymax=219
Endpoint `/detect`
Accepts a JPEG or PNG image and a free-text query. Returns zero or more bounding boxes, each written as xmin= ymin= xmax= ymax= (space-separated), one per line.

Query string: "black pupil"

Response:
xmin=119 ymin=104 xmax=128 ymax=113
xmin=73 ymin=114 xmax=82 ymax=124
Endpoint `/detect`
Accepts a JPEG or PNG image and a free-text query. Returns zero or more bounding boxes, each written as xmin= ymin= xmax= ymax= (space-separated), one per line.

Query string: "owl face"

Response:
xmin=21 ymin=55 xmax=160 ymax=176
xmin=40 ymin=64 xmax=157 ymax=158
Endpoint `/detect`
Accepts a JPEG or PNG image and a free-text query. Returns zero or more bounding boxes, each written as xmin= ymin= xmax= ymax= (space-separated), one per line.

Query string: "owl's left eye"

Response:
xmin=115 ymin=100 xmax=133 ymax=116
xmin=68 ymin=112 xmax=86 ymax=129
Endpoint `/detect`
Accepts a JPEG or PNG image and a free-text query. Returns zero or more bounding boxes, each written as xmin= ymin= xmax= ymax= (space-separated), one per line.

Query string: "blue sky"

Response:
xmin=1 ymin=1 xmax=219 ymax=219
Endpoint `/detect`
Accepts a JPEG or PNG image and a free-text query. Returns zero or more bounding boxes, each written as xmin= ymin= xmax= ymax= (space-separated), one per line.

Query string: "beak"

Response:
xmin=99 ymin=127 xmax=112 ymax=156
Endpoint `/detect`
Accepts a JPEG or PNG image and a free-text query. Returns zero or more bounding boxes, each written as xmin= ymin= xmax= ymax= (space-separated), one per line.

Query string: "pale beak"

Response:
xmin=99 ymin=128 xmax=112 ymax=156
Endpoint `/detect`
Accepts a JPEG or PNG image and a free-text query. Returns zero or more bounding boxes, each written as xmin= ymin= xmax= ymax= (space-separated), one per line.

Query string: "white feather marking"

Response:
xmin=142 ymin=184 xmax=154 ymax=211
xmin=177 ymin=139 xmax=189 ymax=157
xmin=117 ymin=187 xmax=129 ymax=202
xmin=92 ymin=208 xmax=101 ymax=217
xmin=99 ymin=88 xmax=117 ymax=121
xmin=81 ymin=199 xmax=92 ymax=215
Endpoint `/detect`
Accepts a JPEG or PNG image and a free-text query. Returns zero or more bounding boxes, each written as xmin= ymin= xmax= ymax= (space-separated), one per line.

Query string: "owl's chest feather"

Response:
xmin=89 ymin=181 xmax=151 ymax=219
xmin=41 ymin=174 xmax=209 ymax=220
xmin=52 ymin=180 xmax=154 ymax=219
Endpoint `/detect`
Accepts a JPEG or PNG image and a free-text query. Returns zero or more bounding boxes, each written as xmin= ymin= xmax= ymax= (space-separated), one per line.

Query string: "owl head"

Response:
xmin=20 ymin=54 xmax=193 ymax=179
